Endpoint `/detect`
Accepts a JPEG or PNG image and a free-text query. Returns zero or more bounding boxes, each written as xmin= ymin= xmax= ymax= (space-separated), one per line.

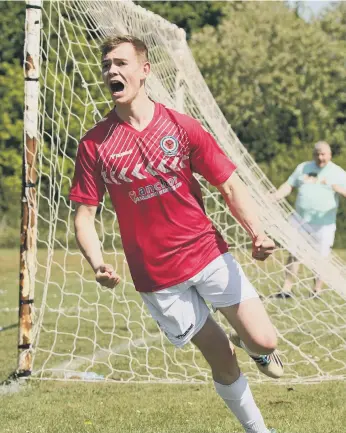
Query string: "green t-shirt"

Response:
xmin=287 ymin=161 xmax=346 ymax=225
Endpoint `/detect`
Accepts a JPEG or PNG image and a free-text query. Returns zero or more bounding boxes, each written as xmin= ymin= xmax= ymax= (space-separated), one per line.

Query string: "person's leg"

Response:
xmin=280 ymin=255 xmax=300 ymax=296
xmin=191 ymin=314 xmax=239 ymax=384
xmin=141 ymin=281 xmax=274 ymax=433
xmin=313 ymin=278 xmax=324 ymax=294
xmin=218 ymin=298 xmax=283 ymax=379
xmin=275 ymin=213 xmax=306 ymax=298
xmin=311 ymin=224 xmax=336 ymax=294
xmin=196 ymin=253 xmax=283 ymax=379
xmin=218 ymin=297 xmax=277 ymax=356
xmin=192 ymin=315 xmax=272 ymax=433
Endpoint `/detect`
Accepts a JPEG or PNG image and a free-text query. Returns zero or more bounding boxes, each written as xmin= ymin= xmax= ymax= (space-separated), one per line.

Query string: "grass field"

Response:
xmin=1 ymin=247 xmax=346 ymax=433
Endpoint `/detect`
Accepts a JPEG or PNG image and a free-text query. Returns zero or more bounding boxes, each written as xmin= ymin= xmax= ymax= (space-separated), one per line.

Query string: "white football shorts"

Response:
xmin=140 ymin=253 xmax=259 ymax=348
xmin=290 ymin=215 xmax=336 ymax=257
xmin=307 ymin=223 xmax=336 ymax=257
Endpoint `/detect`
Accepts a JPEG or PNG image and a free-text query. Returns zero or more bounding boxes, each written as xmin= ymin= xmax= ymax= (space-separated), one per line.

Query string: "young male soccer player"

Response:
xmin=69 ymin=35 xmax=282 ymax=433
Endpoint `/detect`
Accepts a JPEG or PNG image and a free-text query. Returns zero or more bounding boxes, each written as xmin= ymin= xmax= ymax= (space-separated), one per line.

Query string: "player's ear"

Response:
xmin=141 ymin=60 xmax=150 ymax=79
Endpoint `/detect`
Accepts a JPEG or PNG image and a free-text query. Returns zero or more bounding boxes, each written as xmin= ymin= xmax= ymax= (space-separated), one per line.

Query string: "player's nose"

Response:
xmin=109 ymin=63 xmax=120 ymax=75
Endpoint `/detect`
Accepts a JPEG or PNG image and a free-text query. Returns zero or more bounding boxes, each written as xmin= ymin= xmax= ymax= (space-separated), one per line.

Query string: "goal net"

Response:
xmin=24 ymin=0 xmax=346 ymax=384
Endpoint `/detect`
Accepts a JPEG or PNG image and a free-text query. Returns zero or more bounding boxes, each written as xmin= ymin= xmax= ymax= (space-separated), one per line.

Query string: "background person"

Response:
xmin=272 ymin=141 xmax=346 ymax=297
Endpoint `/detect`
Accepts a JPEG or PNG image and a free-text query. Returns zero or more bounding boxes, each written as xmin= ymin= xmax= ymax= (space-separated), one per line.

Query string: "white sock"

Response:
xmin=214 ymin=374 xmax=270 ymax=433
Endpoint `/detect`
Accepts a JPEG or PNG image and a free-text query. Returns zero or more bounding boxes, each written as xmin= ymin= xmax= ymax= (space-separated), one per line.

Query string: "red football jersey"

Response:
xmin=69 ymin=102 xmax=236 ymax=292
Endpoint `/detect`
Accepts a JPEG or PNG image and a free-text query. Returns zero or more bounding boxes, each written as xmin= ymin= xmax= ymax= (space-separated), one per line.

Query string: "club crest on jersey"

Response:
xmin=160 ymin=136 xmax=179 ymax=156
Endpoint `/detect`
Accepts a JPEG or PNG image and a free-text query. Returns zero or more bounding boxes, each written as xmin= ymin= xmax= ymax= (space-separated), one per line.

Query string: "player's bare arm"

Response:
xmin=217 ymin=173 xmax=275 ymax=261
xmin=74 ymin=203 xmax=120 ymax=288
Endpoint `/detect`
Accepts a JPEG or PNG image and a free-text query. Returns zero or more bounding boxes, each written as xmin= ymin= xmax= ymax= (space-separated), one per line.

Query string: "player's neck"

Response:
xmin=114 ymin=93 xmax=155 ymax=132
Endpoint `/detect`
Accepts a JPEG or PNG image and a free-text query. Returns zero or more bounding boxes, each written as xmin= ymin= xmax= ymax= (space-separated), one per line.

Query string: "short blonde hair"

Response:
xmin=100 ymin=35 xmax=148 ymax=62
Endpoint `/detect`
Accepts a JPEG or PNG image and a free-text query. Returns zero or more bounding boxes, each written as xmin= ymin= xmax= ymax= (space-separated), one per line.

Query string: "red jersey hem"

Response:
xmin=136 ymin=247 xmax=228 ymax=293
xmin=69 ymin=195 xmax=100 ymax=206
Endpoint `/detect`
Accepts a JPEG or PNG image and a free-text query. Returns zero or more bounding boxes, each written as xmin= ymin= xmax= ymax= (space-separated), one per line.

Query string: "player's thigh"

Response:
xmin=140 ymin=284 xmax=210 ymax=348
xmin=218 ymin=298 xmax=277 ymax=353
xmin=196 ymin=253 xmax=277 ymax=352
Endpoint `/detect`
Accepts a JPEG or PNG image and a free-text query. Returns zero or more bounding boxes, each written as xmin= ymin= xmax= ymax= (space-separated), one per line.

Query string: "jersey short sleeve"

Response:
xmin=336 ymin=167 xmax=346 ymax=189
xmin=287 ymin=163 xmax=304 ymax=187
xmin=185 ymin=119 xmax=236 ymax=186
xmin=69 ymin=139 xmax=105 ymax=205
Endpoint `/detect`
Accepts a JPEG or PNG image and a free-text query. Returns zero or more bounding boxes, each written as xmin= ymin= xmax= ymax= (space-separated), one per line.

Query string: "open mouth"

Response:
xmin=110 ymin=81 xmax=125 ymax=93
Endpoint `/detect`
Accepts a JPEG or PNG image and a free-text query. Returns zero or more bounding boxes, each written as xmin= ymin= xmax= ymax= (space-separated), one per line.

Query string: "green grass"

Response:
xmin=1 ymin=381 xmax=346 ymax=433
xmin=1 ymin=248 xmax=346 ymax=433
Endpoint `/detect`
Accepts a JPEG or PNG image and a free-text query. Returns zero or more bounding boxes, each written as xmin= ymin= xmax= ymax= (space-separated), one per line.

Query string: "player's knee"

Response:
xmin=263 ymin=334 xmax=277 ymax=353
xmin=256 ymin=332 xmax=277 ymax=354
xmin=248 ymin=331 xmax=277 ymax=355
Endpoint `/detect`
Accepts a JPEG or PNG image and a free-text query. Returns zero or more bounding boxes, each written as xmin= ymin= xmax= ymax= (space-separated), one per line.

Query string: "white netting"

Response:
xmin=28 ymin=0 xmax=346 ymax=384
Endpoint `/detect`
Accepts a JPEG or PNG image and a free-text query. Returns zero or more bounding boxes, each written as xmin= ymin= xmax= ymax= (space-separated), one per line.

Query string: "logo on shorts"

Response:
xmin=175 ymin=323 xmax=194 ymax=340
xmin=160 ymin=135 xmax=179 ymax=156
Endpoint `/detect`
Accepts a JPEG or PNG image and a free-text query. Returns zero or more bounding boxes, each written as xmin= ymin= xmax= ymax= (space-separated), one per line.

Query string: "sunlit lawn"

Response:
xmin=1 ymin=248 xmax=346 ymax=433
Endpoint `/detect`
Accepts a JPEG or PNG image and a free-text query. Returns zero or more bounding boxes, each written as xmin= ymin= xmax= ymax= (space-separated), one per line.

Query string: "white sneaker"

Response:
xmin=229 ymin=328 xmax=284 ymax=379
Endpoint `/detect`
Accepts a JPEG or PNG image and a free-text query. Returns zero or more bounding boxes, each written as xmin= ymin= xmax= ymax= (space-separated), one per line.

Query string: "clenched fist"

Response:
xmin=252 ymin=233 xmax=275 ymax=261
xmin=95 ymin=264 xmax=121 ymax=288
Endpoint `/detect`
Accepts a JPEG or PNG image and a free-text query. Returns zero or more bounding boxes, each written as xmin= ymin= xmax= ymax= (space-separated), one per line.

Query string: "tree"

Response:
xmin=189 ymin=2 xmax=346 ymax=187
xmin=0 ymin=2 xmax=25 ymax=215
xmin=2 ymin=1 xmax=346 ymax=246
xmin=135 ymin=1 xmax=228 ymax=38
